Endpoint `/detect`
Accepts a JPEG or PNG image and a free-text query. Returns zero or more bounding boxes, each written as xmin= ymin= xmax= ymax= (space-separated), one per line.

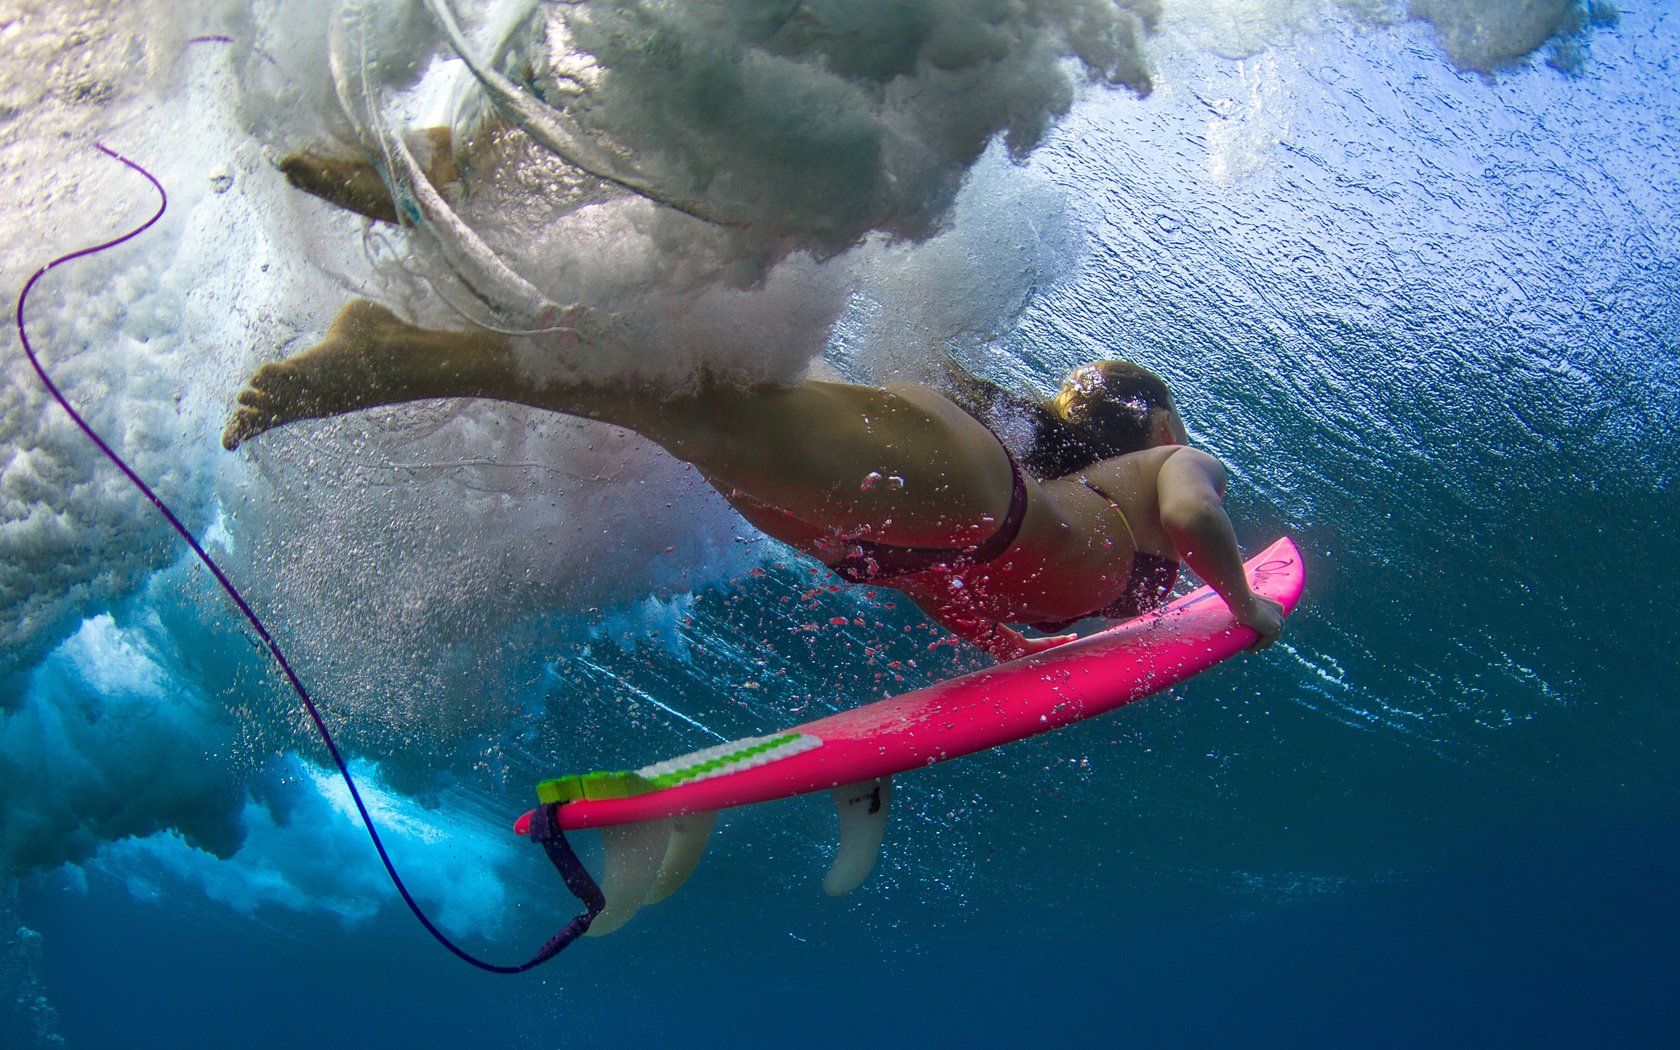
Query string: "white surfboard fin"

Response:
xmin=824 ymin=776 xmax=893 ymax=897
xmin=587 ymin=818 xmax=672 ymax=936
xmin=646 ymin=810 xmax=718 ymax=905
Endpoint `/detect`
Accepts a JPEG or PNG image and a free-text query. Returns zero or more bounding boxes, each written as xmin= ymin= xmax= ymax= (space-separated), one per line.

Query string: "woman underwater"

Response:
xmin=223 ymin=298 xmax=1285 ymax=661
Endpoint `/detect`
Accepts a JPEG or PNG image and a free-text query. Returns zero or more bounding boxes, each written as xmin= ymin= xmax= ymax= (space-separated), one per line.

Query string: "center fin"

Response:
xmin=646 ymin=810 xmax=718 ymax=905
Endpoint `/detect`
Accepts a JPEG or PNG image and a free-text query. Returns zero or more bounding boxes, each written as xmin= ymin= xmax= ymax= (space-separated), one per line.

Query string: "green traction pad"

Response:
xmin=537 ymin=731 xmax=823 ymax=806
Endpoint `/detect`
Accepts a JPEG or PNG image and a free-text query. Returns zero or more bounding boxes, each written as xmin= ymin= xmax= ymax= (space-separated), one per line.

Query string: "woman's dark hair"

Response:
xmin=1022 ymin=361 xmax=1175 ymax=478
xmin=939 ymin=358 xmax=1176 ymax=479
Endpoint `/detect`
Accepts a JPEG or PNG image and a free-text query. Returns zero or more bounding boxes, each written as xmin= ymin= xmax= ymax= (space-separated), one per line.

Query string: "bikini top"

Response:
xmin=826 ymin=442 xmax=1177 ymax=630
xmin=1028 ymin=478 xmax=1180 ymax=632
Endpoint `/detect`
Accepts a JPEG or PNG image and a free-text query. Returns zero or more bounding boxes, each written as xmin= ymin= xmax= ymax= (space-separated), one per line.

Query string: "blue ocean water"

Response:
xmin=3 ymin=2 xmax=1677 ymax=1047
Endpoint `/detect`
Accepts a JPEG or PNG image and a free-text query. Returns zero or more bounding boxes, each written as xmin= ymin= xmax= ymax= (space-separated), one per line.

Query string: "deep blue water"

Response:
xmin=3 ymin=2 xmax=1677 ymax=1047
xmin=22 ymin=803 xmax=1680 ymax=1046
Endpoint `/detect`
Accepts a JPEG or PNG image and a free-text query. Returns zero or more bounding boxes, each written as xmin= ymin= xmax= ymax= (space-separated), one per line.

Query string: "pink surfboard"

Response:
xmin=518 ymin=538 xmax=1304 ymax=934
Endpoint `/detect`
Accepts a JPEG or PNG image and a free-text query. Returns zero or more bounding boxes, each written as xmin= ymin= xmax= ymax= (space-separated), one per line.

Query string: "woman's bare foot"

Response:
xmin=278 ymin=128 xmax=457 ymax=225
xmin=278 ymin=151 xmax=401 ymax=224
xmin=223 ymin=300 xmax=413 ymax=450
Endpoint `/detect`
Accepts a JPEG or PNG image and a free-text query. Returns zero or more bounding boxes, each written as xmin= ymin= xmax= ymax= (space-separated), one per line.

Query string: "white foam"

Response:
xmin=1410 ymin=0 xmax=1591 ymax=73
xmin=84 ymin=755 xmax=521 ymax=936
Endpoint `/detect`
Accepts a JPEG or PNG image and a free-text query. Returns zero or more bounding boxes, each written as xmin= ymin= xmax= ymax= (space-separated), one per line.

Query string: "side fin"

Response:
xmin=646 ymin=810 xmax=718 ymax=905
xmin=586 ymin=819 xmax=673 ymax=936
xmin=823 ymin=776 xmax=893 ymax=897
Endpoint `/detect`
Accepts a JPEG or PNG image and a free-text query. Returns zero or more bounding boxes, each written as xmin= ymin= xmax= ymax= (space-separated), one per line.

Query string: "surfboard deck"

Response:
xmin=523 ymin=537 xmax=1303 ymax=831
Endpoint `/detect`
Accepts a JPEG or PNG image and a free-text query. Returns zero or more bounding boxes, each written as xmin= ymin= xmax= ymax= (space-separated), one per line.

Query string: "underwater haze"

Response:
xmin=3 ymin=0 xmax=1677 ymax=1046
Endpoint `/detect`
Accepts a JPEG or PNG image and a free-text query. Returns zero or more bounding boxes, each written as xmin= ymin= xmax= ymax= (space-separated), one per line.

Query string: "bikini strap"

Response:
xmin=967 ymin=442 xmax=1030 ymax=564
xmin=829 ymin=427 xmax=1029 ymax=583
xmin=1079 ymin=477 xmax=1138 ymax=552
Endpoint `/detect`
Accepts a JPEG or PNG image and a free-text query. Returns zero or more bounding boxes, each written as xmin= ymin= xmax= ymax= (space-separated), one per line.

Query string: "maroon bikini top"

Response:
xmin=1030 ymin=478 xmax=1179 ymax=632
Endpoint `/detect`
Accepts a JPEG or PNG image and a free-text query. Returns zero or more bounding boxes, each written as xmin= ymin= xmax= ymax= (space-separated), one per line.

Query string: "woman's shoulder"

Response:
xmin=879 ymin=379 xmax=964 ymax=415
xmin=1070 ymin=444 xmax=1188 ymax=486
xmin=1153 ymin=445 xmax=1226 ymax=485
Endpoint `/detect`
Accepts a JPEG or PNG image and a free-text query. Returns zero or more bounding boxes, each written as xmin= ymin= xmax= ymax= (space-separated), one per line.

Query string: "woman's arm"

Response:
xmin=1155 ymin=448 xmax=1284 ymax=649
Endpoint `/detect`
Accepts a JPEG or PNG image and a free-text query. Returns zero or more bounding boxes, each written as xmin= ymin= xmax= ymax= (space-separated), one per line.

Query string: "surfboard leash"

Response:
xmin=14 ymin=141 xmax=601 ymax=973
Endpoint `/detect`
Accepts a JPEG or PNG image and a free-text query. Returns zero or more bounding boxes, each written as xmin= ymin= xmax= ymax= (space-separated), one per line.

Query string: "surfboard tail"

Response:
xmin=590 ymin=774 xmax=892 ymax=933
xmin=514 ymin=772 xmax=895 ymax=935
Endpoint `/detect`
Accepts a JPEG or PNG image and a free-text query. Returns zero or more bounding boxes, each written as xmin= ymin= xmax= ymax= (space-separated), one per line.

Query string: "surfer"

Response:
xmin=224 ymin=302 xmax=1284 ymax=661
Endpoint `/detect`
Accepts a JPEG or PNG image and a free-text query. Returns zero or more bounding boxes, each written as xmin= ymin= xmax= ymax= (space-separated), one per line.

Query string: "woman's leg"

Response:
xmin=224 ymin=302 xmax=1015 ymax=547
xmin=223 ymin=301 xmax=722 ymax=448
